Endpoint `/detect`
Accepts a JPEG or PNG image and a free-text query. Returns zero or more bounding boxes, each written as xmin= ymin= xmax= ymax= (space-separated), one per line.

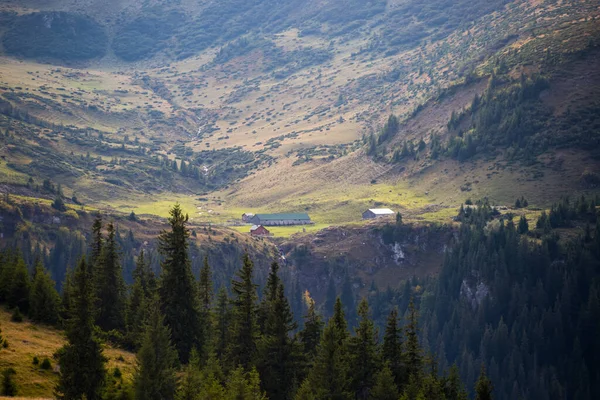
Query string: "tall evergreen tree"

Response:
xmin=95 ymin=222 xmax=126 ymax=332
xmin=127 ymin=251 xmax=152 ymax=349
xmin=225 ymin=367 xmax=267 ymax=400
xmin=214 ymin=287 xmax=231 ymax=363
xmin=298 ymin=295 xmax=324 ymax=361
xmin=90 ymin=213 xmax=103 ymax=267
xmin=369 ymin=363 xmax=399 ymax=400
xmin=29 ymin=260 xmax=61 ymax=325
xmin=475 ymin=365 xmax=493 ymax=400
xmin=382 ymin=308 xmax=405 ymax=389
xmin=348 ymin=298 xmax=380 ymax=400
xmin=518 ymin=215 xmax=529 ymax=234
xmin=228 ymin=253 xmax=259 ymax=370
xmin=444 ymin=365 xmax=468 ymax=400
xmin=133 ymin=296 xmax=179 ymax=400
xmin=158 ymin=204 xmax=201 ymax=363
xmin=305 ymin=298 xmax=351 ymax=400
xmin=176 ymin=348 xmax=203 ymax=400
xmin=333 ymin=297 xmax=349 ymax=343
xmin=198 ymin=255 xmax=213 ymax=359
xmin=199 ymin=256 xmax=213 ymax=312
xmin=55 ymin=258 xmax=106 ymax=400
xmin=258 ymin=262 xmax=299 ymax=400
xmin=404 ymin=298 xmax=422 ymax=383
xmin=7 ymin=255 xmax=30 ymax=314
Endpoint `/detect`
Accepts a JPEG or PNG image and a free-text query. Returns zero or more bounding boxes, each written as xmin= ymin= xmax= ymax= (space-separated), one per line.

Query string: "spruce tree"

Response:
xmin=127 ymin=252 xmax=152 ymax=350
xmin=382 ymin=307 xmax=405 ymax=389
xmin=518 ymin=216 xmax=529 ymax=234
xmin=348 ymin=298 xmax=380 ymax=400
xmin=29 ymin=260 xmax=61 ymax=325
xmin=225 ymin=367 xmax=267 ymax=400
xmin=177 ymin=348 xmax=203 ymax=400
xmin=158 ymin=204 xmax=201 ymax=363
xmin=298 ymin=296 xmax=324 ymax=361
xmin=369 ymin=363 xmax=399 ymax=400
xmin=305 ymin=297 xmax=351 ymax=400
xmin=199 ymin=256 xmax=213 ymax=312
xmin=444 ymin=365 xmax=468 ymax=400
xmin=404 ymin=298 xmax=422 ymax=383
xmin=133 ymin=296 xmax=179 ymax=400
xmin=1 ymin=368 xmax=17 ymax=396
xmin=95 ymin=222 xmax=126 ymax=332
xmin=7 ymin=255 xmax=30 ymax=314
xmin=55 ymin=258 xmax=106 ymax=400
xmin=228 ymin=253 xmax=259 ymax=370
xmin=258 ymin=262 xmax=299 ymax=400
xmin=60 ymin=268 xmax=73 ymax=323
xmin=214 ymin=287 xmax=231 ymax=363
xmin=333 ymin=297 xmax=349 ymax=343
xmin=475 ymin=365 xmax=493 ymax=400
xmin=90 ymin=213 xmax=103 ymax=266
xmin=198 ymin=255 xmax=213 ymax=358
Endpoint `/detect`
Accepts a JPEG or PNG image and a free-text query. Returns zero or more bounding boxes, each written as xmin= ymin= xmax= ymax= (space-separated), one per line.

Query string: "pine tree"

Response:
xmin=133 ymin=296 xmax=179 ymax=400
xmin=127 ymin=252 xmax=152 ymax=350
xmin=444 ymin=365 xmax=468 ymax=400
xmin=7 ymin=255 xmax=30 ymax=314
xmin=214 ymin=287 xmax=231 ymax=363
xmin=348 ymin=298 xmax=380 ymax=400
xmin=199 ymin=256 xmax=213 ymax=359
xmin=369 ymin=363 xmax=399 ymax=400
xmin=475 ymin=365 xmax=493 ymax=400
xmin=95 ymin=222 xmax=126 ymax=332
xmin=29 ymin=260 xmax=61 ymax=325
xmin=1 ymin=368 xmax=17 ymax=396
xmin=158 ymin=204 xmax=201 ymax=363
xmin=228 ymin=253 xmax=259 ymax=370
xmin=306 ymin=299 xmax=351 ymax=400
xmin=518 ymin=216 xmax=529 ymax=234
xmin=333 ymin=297 xmax=349 ymax=343
xmin=60 ymin=268 xmax=73 ymax=323
xmin=225 ymin=367 xmax=267 ymax=400
xmin=382 ymin=307 xmax=405 ymax=389
xmin=298 ymin=296 xmax=324 ymax=361
xmin=404 ymin=298 xmax=422 ymax=383
xmin=90 ymin=213 xmax=103 ymax=266
xmin=258 ymin=262 xmax=299 ymax=400
xmin=177 ymin=348 xmax=203 ymax=400
xmin=55 ymin=258 xmax=107 ymax=400
xmin=199 ymin=256 xmax=213 ymax=312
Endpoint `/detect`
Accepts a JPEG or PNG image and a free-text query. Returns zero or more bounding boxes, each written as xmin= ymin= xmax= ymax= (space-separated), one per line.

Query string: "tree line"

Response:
xmin=0 ymin=204 xmax=491 ymax=400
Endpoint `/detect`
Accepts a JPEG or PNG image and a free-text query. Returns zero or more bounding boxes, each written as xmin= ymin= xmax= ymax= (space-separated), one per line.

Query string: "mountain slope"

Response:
xmin=0 ymin=0 xmax=598 ymax=228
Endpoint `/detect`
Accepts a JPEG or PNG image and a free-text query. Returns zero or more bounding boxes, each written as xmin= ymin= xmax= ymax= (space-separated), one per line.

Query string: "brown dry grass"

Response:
xmin=0 ymin=307 xmax=135 ymax=398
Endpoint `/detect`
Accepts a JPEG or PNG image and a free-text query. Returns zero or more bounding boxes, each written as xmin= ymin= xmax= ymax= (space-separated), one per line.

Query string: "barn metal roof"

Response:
xmin=254 ymin=213 xmax=311 ymax=221
xmin=366 ymin=208 xmax=395 ymax=215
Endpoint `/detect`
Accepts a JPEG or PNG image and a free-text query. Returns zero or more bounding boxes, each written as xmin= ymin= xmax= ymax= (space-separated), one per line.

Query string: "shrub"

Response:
xmin=33 ymin=356 xmax=39 ymax=365
xmin=51 ymin=197 xmax=67 ymax=212
xmin=1 ymin=368 xmax=17 ymax=396
xmin=40 ymin=358 xmax=52 ymax=370
xmin=11 ymin=307 xmax=23 ymax=323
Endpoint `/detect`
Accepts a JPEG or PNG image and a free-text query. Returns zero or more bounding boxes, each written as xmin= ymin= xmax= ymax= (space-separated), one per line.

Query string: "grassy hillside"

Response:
xmin=0 ymin=308 xmax=135 ymax=398
xmin=0 ymin=0 xmax=597 ymax=232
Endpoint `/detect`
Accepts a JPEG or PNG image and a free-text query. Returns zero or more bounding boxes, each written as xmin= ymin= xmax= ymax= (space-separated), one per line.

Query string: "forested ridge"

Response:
xmin=2 ymin=196 xmax=600 ymax=399
xmin=0 ymin=204 xmax=492 ymax=400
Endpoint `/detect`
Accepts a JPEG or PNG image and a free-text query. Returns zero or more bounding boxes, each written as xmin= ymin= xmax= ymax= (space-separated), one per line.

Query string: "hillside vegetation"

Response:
xmin=0 ymin=0 xmax=597 ymax=228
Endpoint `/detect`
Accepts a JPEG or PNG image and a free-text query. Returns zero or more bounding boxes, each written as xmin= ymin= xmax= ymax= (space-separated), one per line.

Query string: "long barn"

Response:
xmin=249 ymin=213 xmax=312 ymax=226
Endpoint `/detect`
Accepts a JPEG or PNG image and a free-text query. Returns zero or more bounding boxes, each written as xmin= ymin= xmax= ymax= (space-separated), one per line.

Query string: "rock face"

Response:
xmin=460 ymin=279 xmax=491 ymax=309
xmin=281 ymin=222 xmax=455 ymax=302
